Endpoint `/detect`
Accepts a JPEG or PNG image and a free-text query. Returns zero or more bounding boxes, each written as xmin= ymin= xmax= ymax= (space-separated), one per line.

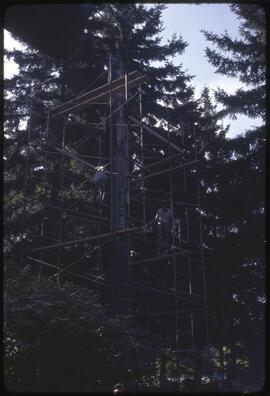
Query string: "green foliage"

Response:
xmin=86 ymin=3 xmax=194 ymax=123
xmin=201 ymin=4 xmax=265 ymax=389
xmin=4 ymin=271 xmax=157 ymax=392
xmin=4 ymin=3 xmax=266 ymax=392
xmin=202 ymin=4 xmax=266 ymax=119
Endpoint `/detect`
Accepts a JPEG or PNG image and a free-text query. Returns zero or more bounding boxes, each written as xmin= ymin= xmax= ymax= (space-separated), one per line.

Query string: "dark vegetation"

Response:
xmin=4 ymin=3 xmax=265 ymax=392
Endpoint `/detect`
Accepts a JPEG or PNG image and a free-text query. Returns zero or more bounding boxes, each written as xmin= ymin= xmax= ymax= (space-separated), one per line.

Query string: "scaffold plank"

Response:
xmin=52 ymin=71 xmax=147 ymax=116
xmin=52 ymin=71 xmax=139 ymax=115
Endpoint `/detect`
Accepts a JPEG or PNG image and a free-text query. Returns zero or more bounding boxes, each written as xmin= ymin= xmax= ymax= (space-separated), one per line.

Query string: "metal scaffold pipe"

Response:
xmin=22 ymin=50 xmax=209 ymax=382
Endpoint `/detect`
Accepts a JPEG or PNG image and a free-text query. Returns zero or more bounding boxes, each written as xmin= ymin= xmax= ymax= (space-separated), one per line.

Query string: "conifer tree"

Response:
xmin=202 ymin=4 xmax=265 ymax=119
xmin=5 ymin=4 xmax=197 ymax=281
xmin=4 ymin=47 xmax=59 ymax=265
xmin=194 ymin=87 xmax=232 ymax=373
xmin=4 ymin=4 xmax=106 ymax=263
xmin=202 ymin=4 xmax=266 ymax=389
xmin=4 ymin=4 xmax=198 ymax=390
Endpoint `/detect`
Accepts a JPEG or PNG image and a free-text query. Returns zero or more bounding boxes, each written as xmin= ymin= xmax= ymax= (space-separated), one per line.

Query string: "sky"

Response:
xmin=160 ymin=3 xmax=262 ymax=138
xmin=4 ymin=3 xmax=262 ymax=138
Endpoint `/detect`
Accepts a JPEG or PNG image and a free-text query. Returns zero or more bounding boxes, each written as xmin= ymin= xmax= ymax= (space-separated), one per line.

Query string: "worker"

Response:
xmin=173 ymin=218 xmax=181 ymax=247
xmin=94 ymin=166 xmax=108 ymax=202
xmin=155 ymin=206 xmax=173 ymax=255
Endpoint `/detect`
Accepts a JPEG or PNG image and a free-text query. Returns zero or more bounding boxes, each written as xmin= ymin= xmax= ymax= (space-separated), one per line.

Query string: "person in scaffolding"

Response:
xmin=94 ymin=165 xmax=108 ymax=203
xmin=155 ymin=206 xmax=174 ymax=255
xmin=173 ymin=217 xmax=181 ymax=248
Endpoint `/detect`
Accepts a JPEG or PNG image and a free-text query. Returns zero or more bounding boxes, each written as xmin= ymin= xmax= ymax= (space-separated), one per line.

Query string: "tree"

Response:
xmin=4 ymin=269 xmax=160 ymax=392
xmin=202 ymin=4 xmax=266 ymax=390
xmin=4 ymin=3 xmax=194 ymax=263
xmin=202 ymin=4 xmax=266 ymax=119
xmin=4 ymin=47 xmax=59 ymax=264
xmin=3 ymin=6 xmax=107 ymax=268
xmin=195 ymin=87 xmax=231 ymax=371
xmin=84 ymin=4 xmax=195 ymax=120
xmin=4 ymin=4 xmax=198 ymax=391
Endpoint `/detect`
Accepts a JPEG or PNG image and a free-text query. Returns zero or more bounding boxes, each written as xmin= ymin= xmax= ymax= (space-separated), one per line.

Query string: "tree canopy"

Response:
xmin=4 ymin=3 xmax=265 ymax=392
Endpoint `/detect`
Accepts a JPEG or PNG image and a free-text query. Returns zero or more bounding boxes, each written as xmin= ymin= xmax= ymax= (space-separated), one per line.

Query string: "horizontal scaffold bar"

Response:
xmin=54 ymin=147 xmax=132 ymax=177
xmin=133 ymin=152 xmax=186 ymax=174
xmin=131 ymin=247 xmax=201 ymax=266
xmin=29 ymin=225 xmax=142 ymax=252
xmin=55 ymin=147 xmax=97 ymax=171
xmin=42 ymin=202 xmax=110 ymax=222
xmin=143 ymin=159 xmax=199 ymax=179
xmin=129 ymin=116 xmax=183 ymax=154
xmin=129 ymin=307 xmax=200 ymax=318
xmin=27 ymin=256 xmax=111 ymax=287
xmin=51 ymin=71 xmax=147 ymax=117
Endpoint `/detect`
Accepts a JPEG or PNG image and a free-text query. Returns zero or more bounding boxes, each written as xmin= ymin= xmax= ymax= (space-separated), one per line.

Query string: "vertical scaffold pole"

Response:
xmin=108 ymin=56 xmax=115 ymax=314
xmin=167 ymin=102 xmax=180 ymax=386
xmin=139 ymin=84 xmax=147 ymax=241
xmin=96 ymin=110 xmax=106 ymax=296
xmin=55 ymin=62 xmax=68 ymax=284
xmin=188 ymin=256 xmax=196 ymax=351
xmin=39 ymin=109 xmax=52 ymax=280
xmin=111 ymin=53 xmax=129 ymax=315
xmin=109 ymin=56 xmax=113 ymax=235
xmin=125 ymin=72 xmax=131 ymax=232
xmin=183 ymin=123 xmax=189 ymax=248
xmin=20 ymin=90 xmax=33 ymax=273
xmin=56 ymin=119 xmax=66 ymax=284
xmin=193 ymin=124 xmax=210 ymax=363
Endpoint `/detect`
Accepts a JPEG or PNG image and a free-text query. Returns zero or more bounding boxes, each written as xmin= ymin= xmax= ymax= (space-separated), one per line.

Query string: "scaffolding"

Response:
xmin=22 ymin=57 xmax=209 ymax=387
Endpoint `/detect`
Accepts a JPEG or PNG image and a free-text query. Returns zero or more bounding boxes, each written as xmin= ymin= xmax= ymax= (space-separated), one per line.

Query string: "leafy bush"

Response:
xmin=4 ymin=270 xmax=151 ymax=392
